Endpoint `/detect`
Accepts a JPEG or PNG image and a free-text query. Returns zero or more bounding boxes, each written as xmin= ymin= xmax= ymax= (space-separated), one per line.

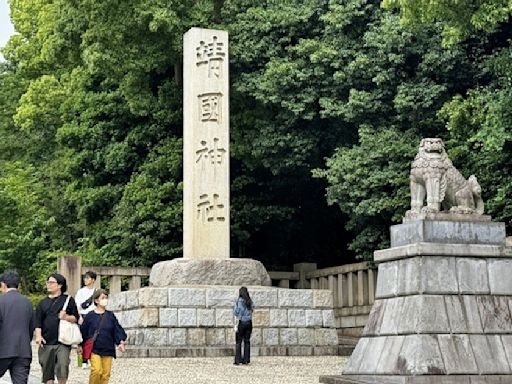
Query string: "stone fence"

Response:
xmin=58 ymin=256 xmax=377 ymax=336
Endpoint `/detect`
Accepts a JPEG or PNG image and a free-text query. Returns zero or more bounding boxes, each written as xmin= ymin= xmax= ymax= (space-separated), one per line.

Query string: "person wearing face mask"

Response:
xmin=79 ymin=289 xmax=126 ymax=384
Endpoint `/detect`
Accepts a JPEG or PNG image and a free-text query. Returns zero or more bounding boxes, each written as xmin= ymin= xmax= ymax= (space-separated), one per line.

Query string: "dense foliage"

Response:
xmin=0 ymin=0 xmax=511 ymax=290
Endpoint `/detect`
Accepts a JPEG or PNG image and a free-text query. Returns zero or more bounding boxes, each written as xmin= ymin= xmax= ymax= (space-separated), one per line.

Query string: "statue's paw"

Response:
xmin=421 ymin=207 xmax=439 ymax=213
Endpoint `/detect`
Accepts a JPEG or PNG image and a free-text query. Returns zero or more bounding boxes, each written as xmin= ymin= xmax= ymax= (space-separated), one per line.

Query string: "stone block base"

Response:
xmin=149 ymin=258 xmax=271 ymax=286
xmin=320 ymin=375 xmax=512 ymax=384
xmin=110 ymin=285 xmax=337 ymax=357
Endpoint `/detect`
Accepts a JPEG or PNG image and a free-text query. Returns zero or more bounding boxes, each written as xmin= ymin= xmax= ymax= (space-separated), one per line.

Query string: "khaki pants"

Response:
xmin=88 ymin=353 xmax=113 ymax=384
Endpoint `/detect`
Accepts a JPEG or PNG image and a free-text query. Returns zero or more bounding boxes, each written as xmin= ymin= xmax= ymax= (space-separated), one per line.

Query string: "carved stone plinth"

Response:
xmin=320 ymin=219 xmax=512 ymax=384
xmin=149 ymin=258 xmax=271 ymax=287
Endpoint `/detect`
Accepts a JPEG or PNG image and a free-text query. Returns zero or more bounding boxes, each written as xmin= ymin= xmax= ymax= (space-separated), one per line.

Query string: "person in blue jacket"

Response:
xmin=80 ymin=289 xmax=126 ymax=384
xmin=233 ymin=286 xmax=254 ymax=365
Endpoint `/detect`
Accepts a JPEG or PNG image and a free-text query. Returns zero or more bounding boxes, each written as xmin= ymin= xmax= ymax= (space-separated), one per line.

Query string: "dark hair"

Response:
xmin=84 ymin=271 xmax=97 ymax=280
xmin=0 ymin=270 xmax=20 ymax=289
xmin=93 ymin=289 xmax=108 ymax=302
xmin=238 ymin=286 xmax=253 ymax=311
xmin=48 ymin=273 xmax=67 ymax=293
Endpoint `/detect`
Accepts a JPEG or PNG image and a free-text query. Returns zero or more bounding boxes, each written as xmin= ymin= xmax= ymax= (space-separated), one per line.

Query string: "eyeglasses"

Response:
xmin=46 ymin=281 xmax=58 ymax=285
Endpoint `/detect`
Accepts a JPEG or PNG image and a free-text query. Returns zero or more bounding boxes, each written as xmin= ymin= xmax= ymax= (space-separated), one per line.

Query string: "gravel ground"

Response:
xmin=13 ymin=347 xmax=347 ymax=384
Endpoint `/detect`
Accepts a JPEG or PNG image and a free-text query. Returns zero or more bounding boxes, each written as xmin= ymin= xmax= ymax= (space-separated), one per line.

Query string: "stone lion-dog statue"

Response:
xmin=407 ymin=138 xmax=484 ymax=215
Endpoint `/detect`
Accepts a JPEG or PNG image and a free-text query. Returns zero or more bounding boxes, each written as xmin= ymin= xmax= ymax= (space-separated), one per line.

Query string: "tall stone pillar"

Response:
xmin=183 ymin=28 xmax=229 ymax=260
xmin=149 ymin=28 xmax=270 ymax=287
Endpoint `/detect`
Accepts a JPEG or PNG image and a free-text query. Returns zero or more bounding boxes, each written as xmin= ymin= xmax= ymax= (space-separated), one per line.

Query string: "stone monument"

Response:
xmin=110 ymin=28 xmax=338 ymax=358
xmin=321 ymin=138 xmax=512 ymax=383
xmin=150 ymin=27 xmax=270 ymax=287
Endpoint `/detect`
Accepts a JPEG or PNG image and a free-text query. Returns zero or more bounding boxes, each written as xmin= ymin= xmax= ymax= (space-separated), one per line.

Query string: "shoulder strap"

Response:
xmin=62 ymin=295 xmax=70 ymax=312
xmin=92 ymin=312 xmax=108 ymax=341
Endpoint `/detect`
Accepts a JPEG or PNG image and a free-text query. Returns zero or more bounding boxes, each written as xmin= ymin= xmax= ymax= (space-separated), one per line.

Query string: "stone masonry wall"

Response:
xmin=108 ymin=285 xmax=338 ymax=357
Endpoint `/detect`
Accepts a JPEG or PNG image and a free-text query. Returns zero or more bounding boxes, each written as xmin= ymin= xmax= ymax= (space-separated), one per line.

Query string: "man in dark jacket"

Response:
xmin=0 ymin=271 xmax=35 ymax=384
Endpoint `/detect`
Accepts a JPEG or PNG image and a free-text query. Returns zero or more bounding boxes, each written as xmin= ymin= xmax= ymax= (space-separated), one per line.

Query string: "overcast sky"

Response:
xmin=0 ymin=0 xmax=15 ymax=61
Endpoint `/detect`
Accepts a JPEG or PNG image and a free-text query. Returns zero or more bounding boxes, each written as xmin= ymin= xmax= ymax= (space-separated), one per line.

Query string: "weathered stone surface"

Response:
xmin=397 ymin=258 xmax=421 ymax=295
xmin=323 ymin=310 xmax=336 ymax=328
xmin=462 ymin=296 xmax=484 ymax=333
xmin=470 ymin=335 xmax=511 ymax=374
xmin=108 ymin=291 xmax=127 ymax=311
xmin=305 ymin=309 xmax=323 ymax=327
xmin=197 ymin=308 xmax=215 ymax=327
xmin=476 ymin=296 xmax=512 ymax=333
xmin=279 ymin=328 xmax=298 ymax=345
xmin=205 ymin=328 xmax=225 ymax=346
xmin=187 ymin=328 xmax=206 ymax=346
xmin=488 ymin=259 xmax=512 ymax=294
xmin=500 ymin=335 xmax=512 ymax=371
xmin=252 ymin=309 xmax=270 ymax=327
xmin=398 ymin=295 xmax=449 ymax=334
xmin=363 ymin=300 xmax=385 ymax=336
xmin=379 ymin=297 xmax=404 ymax=335
xmin=214 ymin=308 xmax=234 ymax=327
xmin=168 ymin=328 xmax=187 ymax=346
xmin=375 ymin=261 xmax=399 ymax=299
xmin=358 ymin=337 xmax=387 ymax=374
xmin=250 ymin=328 xmax=262 ymax=346
xmin=397 ymin=335 xmax=445 ymax=375
xmin=420 ymin=257 xmax=458 ymax=294
xmin=143 ymin=328 xmax=169 ymax=346
xmin=288 ymin=309 xmax=306 ymax=327
xmin=456 ymin=258 xmax=489 ymax=294
xmin=149 ymin=258 xmax=271 ymax=286
xmin=138 ymin=287 xmax=168 ymax=307
xmin=123 ymin=290 xmax=140 ymax=310
xmin=297 ymin=328 xmax=315 ymax=345
xmin=375 ymin=336 xmax=406 ymax=374
xmin=313 ymin=290 xmax=334 ymax=308
xmin=315 ymin=328 xmax=338 ymax=346
xmin=205 ymin=286 xmax=238 ymax=307
xmin=343 ymin=337 xmax=369 ymax=374
xmin=122 ymin=308 xmax=159 ymax=328
xmin=262 ymin=328 xmax=279 ymax=345
xmin=390 ymin=221 xmax=506 ymax=248
xmin=177 ymin=308 xmax=197 ymax=327
xmin=438 ymin=335 xmax=478 ymax=374
xmin=269 ymin=309 xmax=288 ymax=327
xmin=250 ymin=288 xmax=278 ymax=307
xmin=320 ymin=375 xmax=512 ymax=383
xmin=278 ymin=289 xmax=313 ymax=307
xmin=168 ymin=287 xmax=206 ymax=307
xmin=159 ymin=308 xmax=178 ymax=327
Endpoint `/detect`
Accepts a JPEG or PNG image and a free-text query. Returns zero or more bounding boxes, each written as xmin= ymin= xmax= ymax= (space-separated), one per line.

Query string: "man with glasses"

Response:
xmin=0 ymin=271 xmax=34 ymax=384
xmin=75 ymin=270 xmax=97 ymax=369
xmin=35 ymin=273 xmax=79 ymax=384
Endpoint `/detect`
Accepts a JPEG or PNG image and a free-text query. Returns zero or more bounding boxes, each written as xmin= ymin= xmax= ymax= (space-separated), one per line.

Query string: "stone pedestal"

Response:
xmin=149 ymin=258 xmax=271 ymax=287
xmin=110 ymin=285 xmax=338 ymax=358
xmin=320 ymin=219 xmax=512 ymax=384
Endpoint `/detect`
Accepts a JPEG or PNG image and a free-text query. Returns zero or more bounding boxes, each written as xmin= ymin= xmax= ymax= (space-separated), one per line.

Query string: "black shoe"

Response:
xmin=233 ymin=362 xmax=240 ymax=365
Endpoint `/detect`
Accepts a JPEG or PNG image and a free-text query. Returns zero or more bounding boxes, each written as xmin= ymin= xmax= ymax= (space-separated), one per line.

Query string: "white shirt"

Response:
xmin=75 ymin=286 xmax=96 ymax=315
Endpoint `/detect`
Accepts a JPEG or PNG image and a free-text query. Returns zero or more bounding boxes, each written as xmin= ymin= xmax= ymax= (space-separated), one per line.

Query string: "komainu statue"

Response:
xmin=407 ymin=138 xmax=484 ymax=215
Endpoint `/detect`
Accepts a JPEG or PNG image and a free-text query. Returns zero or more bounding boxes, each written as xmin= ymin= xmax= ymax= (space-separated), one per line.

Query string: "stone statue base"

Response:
xmin=149 ymin=258 xmax=272 ymax=287
xmin=321 ymin=219 xmax=512 ymax=384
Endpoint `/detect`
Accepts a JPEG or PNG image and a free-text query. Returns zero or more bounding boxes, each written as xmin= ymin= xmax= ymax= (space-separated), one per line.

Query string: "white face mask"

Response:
xmin=99 ymin=298 xmax=108 ymax=307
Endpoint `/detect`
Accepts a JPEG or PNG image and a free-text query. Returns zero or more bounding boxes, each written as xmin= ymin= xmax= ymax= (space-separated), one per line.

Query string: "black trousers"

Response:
xmin=235 ymin=320 xmax=252 ymax=364
xmin=0 ymin=357 xmax=32 ymax=384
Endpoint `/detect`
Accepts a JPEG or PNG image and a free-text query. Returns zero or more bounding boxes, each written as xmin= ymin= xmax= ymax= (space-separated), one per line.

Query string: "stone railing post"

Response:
xmin=293 ymin=263 xmax=317 ymax=288
xmin=57 ymin=256 xmax=82 ymax=297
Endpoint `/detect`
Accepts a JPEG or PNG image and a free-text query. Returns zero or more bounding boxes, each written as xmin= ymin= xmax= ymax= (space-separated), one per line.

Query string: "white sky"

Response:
xmin=0 ymin=0 xmax=15 ymax=61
